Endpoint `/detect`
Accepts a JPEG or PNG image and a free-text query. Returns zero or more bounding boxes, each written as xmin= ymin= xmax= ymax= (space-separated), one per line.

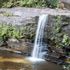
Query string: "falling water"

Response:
xmin=26 ymin=14 xmax=48 ymax=62
xmin=32 ymin=14 xmax=48 ymax=58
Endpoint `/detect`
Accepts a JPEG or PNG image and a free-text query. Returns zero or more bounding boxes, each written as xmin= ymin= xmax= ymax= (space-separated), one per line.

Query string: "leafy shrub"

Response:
xmin=0 ymin=23 xmax=36 ymax=43
xmin=20 ymin=0 xmax=47 ymax=7
xmin=0 ymin=0 xmax=46 ymax=8
xmin=0 ymin=23 xmax=23 ymax=41
xmin=0 ymin=0 xmax=59 ymax=8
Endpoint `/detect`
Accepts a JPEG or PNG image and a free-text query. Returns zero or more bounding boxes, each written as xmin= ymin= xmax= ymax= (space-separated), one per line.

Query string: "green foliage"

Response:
xmin=0 ymin=23 xmax=36 ymax=42
xmin=51 ymin=16 xmax=70 ymax=48
xmin=62 ymin=34 xmax=70 ymax=46
xmin=0 ymin=0 xmax=46 ymax=8
xmin=0 ymin=23 xmax=23 ymax=42
xmin=0 ymin=0 xmax=59 ymax=8
xmin=0 ymin=0 xmax=14 ymax=8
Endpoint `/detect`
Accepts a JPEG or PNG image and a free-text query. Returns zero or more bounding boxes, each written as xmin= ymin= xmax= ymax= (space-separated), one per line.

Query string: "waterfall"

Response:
xmin=32 ymin=14 xmax=48 ymax=58
xmin=27 ymin=14 xmax=48 ymax=62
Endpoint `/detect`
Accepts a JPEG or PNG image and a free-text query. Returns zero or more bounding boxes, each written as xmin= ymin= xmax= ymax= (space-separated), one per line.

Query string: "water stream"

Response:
xmin=32 ymin=14 xmax=48 ymax=58
xmin=27 ymin=14 xmax=48 ymax=62
xmin=0 ymin=50 xmax=63 ymax=70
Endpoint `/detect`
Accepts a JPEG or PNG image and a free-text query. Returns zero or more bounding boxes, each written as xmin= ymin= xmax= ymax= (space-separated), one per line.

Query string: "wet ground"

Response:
xmin=0 ymin=50 xmax=64 ymax=70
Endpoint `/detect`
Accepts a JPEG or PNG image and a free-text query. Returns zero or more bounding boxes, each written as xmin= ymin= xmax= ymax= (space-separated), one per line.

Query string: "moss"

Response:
xmin=3 ymin=12 xmax=13 ymax=17
xmin=0 ymin=12 xmax=14 ymax=17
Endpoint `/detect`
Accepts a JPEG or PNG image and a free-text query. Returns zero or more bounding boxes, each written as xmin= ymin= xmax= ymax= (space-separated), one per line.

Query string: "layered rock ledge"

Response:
xmin=0 ymin=7 xmax=70 ymax=25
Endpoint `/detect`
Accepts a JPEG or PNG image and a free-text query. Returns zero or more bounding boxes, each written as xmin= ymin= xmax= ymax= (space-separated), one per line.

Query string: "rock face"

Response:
xmin=47 ymin=15 xmax=70 ymax=36
xmin=44 ymin=15 xmax=70 ymax=61
xmin=0 ymin=7 xmax=70 ymax=57
xmin=7 ymin=38 xmax=33 ymax=56
xmin=0 ymin=7 xmax=70 ymax=25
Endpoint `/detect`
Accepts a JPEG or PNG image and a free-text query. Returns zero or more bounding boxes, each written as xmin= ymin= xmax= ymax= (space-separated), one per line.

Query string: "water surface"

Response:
xmin=0 ymin=50 xmax=64 ymax=70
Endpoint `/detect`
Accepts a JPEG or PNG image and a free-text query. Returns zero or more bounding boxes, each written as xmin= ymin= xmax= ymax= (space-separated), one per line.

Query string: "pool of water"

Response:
xmin=0 ymin=50 xmax=64 ymax=70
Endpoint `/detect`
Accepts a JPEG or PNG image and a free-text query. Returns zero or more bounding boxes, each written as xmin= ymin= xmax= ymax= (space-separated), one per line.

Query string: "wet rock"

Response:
xmin=7 ymin=38 xmax=33 ymax=56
